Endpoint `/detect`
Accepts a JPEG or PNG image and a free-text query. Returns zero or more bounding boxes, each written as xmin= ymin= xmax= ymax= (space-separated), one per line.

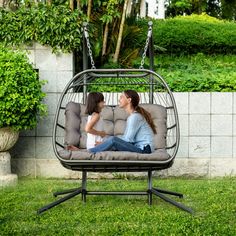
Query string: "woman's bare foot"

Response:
xmin=66 ymin=145 xmax=80 ymax=151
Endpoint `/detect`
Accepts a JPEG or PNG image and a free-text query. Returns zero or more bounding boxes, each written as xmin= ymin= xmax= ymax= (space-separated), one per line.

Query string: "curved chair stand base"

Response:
xmin=37 ymin=171 xmax=193 ymax=215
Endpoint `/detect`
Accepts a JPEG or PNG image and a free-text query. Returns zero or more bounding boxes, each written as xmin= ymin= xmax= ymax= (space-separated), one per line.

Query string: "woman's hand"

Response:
xmin=99 ymin=131 xmax=106 ymax=138
xmin=95 ymin=141 xmax=103 ymax=146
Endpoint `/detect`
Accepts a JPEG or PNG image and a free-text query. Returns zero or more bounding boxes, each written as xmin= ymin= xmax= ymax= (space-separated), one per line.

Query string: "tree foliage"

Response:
xmin=0 ymin=5 xmax=85 ymax=52
xmin=0 ymin=0 xmax=147 ymax=66
xmin=166 ymin=0 xmax=236 ymax=20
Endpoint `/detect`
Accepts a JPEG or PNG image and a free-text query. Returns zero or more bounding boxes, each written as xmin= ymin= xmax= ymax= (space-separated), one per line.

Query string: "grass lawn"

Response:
xmin=0 ymin=177 xmax=235 ymax=235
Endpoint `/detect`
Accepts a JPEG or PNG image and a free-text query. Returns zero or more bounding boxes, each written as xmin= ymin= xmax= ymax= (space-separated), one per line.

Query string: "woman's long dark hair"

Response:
xmin=124 ymin=90 xmax=157 ymax=134
xmin=85 ymin=92 xmax=104 ymax=115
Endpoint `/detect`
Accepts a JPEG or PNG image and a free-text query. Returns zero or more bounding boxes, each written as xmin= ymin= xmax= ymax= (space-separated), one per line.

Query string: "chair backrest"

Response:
xmin=53 ymin=69 xmax=180 ymax=162
xmin=64 ymin=102 xmax=167 ymax=150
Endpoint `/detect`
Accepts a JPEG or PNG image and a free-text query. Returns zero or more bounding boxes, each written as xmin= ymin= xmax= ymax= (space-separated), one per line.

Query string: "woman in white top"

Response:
xmin=85 ymin=92 xmax=106 ymax=149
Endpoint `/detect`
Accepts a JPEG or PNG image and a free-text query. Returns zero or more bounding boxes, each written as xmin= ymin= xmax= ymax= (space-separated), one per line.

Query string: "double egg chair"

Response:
xmin=38 ymin=22 xmax=193 ymax=215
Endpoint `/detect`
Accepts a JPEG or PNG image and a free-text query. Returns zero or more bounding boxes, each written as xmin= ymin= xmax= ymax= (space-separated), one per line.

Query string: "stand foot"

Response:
xmin=151 ymin=188 xmax=193 ymax=214
xmin=37 ymin=188 xmax=82 ymax=214
xmin=153 ymin=187 xmax=183 ymax=198
xmin=54 ymin=188 xmax=81 ymax=197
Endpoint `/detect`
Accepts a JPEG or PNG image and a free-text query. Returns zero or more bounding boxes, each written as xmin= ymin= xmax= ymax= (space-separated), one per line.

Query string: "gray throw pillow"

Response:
xmin=64 ymin=102 xmax=81 ymax=147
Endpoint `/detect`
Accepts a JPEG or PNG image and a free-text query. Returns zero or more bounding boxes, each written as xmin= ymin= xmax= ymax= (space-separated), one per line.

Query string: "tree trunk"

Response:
xmin=113 ymin=0 xmax=129 ymax=63
xmin=107 ymin=18 xmax=118 ymax=54
xmin=69 ymin=0 xmax=74 ymax=10
xmin=126 ymin=0 xmax=132 ymax=17
xmin=77 ymin=0 xmax=80 ymax=10
xmin=102 ymin=22 xmax=109 ymax=56
xmin=87 ymin=0 xmax=92 ymax=21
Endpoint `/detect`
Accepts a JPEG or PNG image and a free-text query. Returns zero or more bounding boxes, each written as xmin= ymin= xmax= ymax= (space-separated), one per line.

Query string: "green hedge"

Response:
xmin=160 ymin=54 xmax=236 ymax=92
xmin=89 ymin=54 xmax=236 ymax=92
xmin=137 ymin=14 xmax=236 ymax=55
xmin=132 ymin=53 xmax=236 ymax=92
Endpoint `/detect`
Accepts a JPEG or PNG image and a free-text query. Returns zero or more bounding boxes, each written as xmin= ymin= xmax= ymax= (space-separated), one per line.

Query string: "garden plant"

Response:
xmin=0 ymin=46 xmax=46 ymax=131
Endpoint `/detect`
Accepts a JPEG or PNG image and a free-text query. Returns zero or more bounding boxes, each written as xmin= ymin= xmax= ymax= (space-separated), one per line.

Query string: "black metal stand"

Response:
xmin=37 ymin=171 xmax=193 ymax=215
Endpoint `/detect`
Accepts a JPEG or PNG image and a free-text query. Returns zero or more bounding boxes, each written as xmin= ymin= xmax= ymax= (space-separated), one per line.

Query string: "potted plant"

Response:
xmin=0 ymin=46 xmax=47 ymax=187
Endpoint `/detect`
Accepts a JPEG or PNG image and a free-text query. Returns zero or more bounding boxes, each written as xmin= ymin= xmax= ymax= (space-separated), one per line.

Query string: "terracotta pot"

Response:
xmin=0 ymin=127 xmax=19 ymax=152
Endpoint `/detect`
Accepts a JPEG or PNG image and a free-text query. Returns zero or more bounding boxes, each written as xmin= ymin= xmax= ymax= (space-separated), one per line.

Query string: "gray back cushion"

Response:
xmin=64 ymin=102 xmax=81 ymax=147
xmin=141 ymin=104 xmax=167 ymax=149
xmin=64 ymin=102 xmax=167 ymax=150
xmin=64 ymin=102 xmax=114 ymax=148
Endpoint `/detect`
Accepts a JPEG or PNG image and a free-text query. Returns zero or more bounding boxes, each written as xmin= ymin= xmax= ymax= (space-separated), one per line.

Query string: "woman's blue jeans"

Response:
xmin=88 ymin=136 xmax=151 ymax=154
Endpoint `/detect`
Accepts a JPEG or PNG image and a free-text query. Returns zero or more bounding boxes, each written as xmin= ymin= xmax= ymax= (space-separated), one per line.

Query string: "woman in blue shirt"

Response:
xmin=88 ymin=90 xmax=157 ymax=154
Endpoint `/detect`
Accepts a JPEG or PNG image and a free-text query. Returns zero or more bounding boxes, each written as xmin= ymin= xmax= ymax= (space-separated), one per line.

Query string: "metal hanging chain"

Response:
xmin=83 ymin=24 xmax=96 ymax=69
xmin=140 ymin=21 xmax=153 ymax=69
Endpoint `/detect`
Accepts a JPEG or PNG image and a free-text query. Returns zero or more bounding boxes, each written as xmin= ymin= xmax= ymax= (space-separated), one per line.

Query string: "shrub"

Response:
xmin=0 ymin=46 xmax=47 ymax=130
xmin=132 ymin=53 xmax=236 ymax=92
xmin=136 ymin=14 xmax=236 ymax=55
xmin=0 ymin=5 xmax=85 ymax=52
xmin=161 ymin=53 xmax=236 ymax=91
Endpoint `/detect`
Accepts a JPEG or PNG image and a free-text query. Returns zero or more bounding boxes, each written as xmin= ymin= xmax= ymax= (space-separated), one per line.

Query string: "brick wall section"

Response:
xmin=170 ymin=92 xmax=236 ymax=177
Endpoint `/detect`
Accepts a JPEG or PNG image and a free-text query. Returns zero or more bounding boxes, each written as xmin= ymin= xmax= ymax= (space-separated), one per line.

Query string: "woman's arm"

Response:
xmin=85 ymin=113 xmax=106 ymax=137
xmin=122 ymin=113 xmax=142 ymax=142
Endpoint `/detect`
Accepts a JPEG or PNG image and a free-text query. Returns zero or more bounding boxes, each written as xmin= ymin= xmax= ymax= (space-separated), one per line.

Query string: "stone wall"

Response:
xmin=10 ymin=44 xmax=236 ymax=178
xmin=169 ymin=92 xmax=236 ymax=177
xmin=11 ymin=43 xmax=75 ymax=178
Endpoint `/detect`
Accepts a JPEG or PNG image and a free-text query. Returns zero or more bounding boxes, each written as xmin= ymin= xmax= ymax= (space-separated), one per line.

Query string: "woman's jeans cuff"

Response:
xmin=142 ymin=145 xmax=151 ymax=154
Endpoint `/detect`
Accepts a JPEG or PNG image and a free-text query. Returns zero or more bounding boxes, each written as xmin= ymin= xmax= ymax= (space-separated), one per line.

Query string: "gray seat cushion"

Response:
xmin=62 ymin=102 xmax=169 ymax=161
xmin=59 ymin=149 xmax=169 ymax=161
